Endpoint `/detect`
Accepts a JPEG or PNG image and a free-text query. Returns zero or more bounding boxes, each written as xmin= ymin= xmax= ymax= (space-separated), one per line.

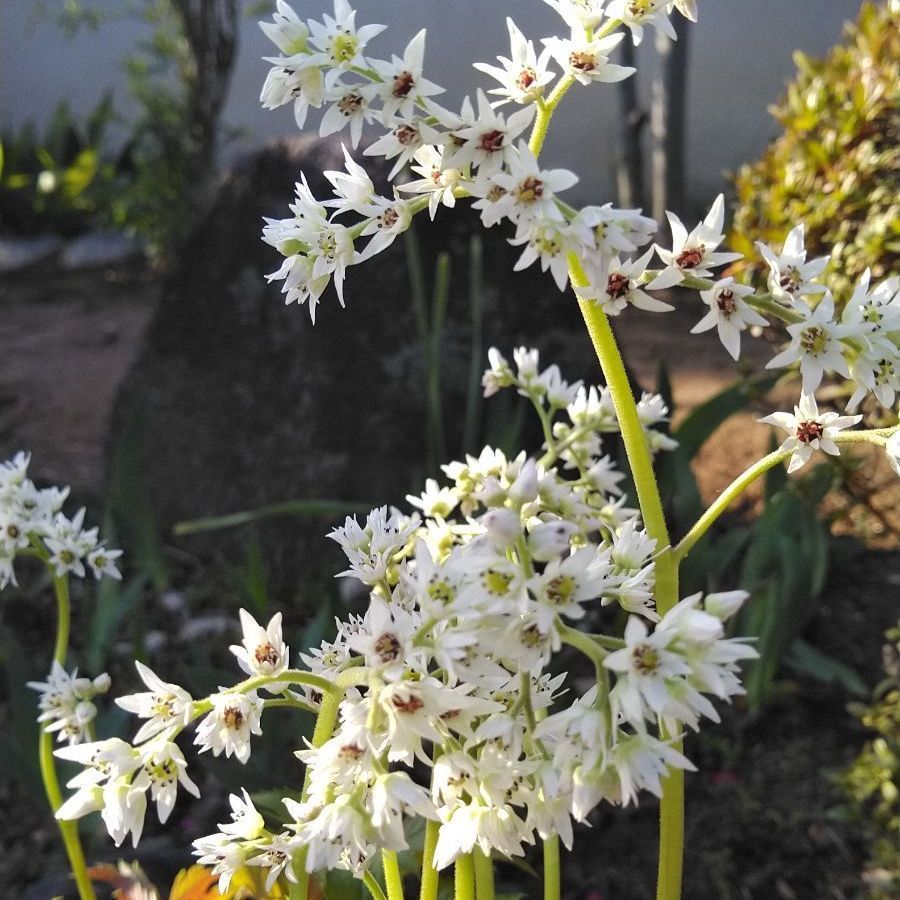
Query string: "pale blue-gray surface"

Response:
xmin=1 ymin=0 xmax=861 ymax=208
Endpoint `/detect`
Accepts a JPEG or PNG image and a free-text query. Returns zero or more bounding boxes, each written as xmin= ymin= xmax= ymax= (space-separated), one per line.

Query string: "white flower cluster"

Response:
xmin=28 ymin=662 xmax=111 ymax=746
xmin=52 ymin=352 xmax=756 ymax=893
xmin=0 ymin=451 xmax=122 ymax=588
xmin=258 ymin=1 xmax=697 ymax=322
xmin=257 ymin=3 xmax=899 ymax=473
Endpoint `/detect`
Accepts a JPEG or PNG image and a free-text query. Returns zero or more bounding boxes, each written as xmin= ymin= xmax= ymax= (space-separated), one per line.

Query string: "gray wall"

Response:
xmin=1 ymin=0 xmax=864 ymax=207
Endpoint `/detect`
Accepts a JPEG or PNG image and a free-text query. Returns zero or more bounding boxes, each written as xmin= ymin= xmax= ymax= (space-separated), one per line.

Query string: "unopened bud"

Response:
xmin=704 ymin=590 xmax=749 ymax=622
xmin=480 ymin=508 xmax=521 ymax=549
xmin=509 ymin=459 xmax=538 ymax=504
xmin=528 ymin=520 xmax=577 ymax=562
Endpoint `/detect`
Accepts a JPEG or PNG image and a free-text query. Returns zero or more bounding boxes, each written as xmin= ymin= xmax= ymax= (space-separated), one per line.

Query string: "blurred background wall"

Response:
xmin=1 ymin=0 xmax=862 ymax=203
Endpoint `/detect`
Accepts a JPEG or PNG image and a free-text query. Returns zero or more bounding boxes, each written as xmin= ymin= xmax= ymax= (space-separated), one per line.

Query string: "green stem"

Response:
xmin=473 ymin=848 xmax=495 ymax=900
xmin=383 ymin=850 xmax=406 ymax=900
xmin=455 ymin=854 xmax=476 ymax=900
xmin=419 ymin=820 xmax=441 ymax=900
xmin=674 ymin=449 xmax=791 ymax=561
xmin=557 ymin=622 xmax=609 ymax=667
xmin=675 ymin=428 xmax=891 ymax=562
xmin=569 ymin=260 xmax=683 ymax=900
xmin=38 ymin=573 xmax=97 ymax=900
xmin=365 ymin=871 xmax=390 ymax=900
xmin=543 ymin=836 xmax=561 ymax=900
xmin=295 ymin=687 xmax=344 ymax=899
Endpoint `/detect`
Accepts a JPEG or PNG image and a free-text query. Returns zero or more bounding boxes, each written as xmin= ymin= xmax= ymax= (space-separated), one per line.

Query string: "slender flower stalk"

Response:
xmin=39 ymin=573 xmax=97 ymax=900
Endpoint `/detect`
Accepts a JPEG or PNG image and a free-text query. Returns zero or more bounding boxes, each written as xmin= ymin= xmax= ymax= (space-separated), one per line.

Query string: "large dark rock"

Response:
xmin=108 ymin=135 xmax=594 ymax=596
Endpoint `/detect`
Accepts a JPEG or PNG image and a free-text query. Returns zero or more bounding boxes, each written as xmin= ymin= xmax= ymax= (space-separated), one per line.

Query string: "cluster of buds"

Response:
xmin=51 ymin=352 xmax=756 ymax=893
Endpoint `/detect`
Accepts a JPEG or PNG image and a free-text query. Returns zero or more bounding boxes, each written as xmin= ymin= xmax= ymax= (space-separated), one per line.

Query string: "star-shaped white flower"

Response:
xmin=756 ymin=223 xmax=829 ymax=304
xmin=473 ymin=17 xmax=555 ymax=106
xmin=542 ymin=31 xmax=634 ymax=87
xmin=690 ymin=277 xmax=767 ymax=360
xmin=445 ymin=90 xmax=535 ymax=176
xmin=765 ymin=292 xmax=862 ymax=393
xmin=650 ymin=194 xmax=742 ymax=288
xmin=369 ymin=29 xmax=444 ymax=121
xmin=582 ymin=249 xmax=673 ymax=316
xmin=758 ymin=393 xmax=861 ymax=473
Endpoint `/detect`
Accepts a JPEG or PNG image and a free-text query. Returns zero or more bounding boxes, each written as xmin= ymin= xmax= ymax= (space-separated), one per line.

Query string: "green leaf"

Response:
xmin=84 ymin=573 xmax=147 ymax=673
xmin=173 ymin=498 xmax=371 ymax=536
xmin=784 ymin=637 xmax=868 ymax=696
xmin=673 ymin=373 xmax=779 ymax=459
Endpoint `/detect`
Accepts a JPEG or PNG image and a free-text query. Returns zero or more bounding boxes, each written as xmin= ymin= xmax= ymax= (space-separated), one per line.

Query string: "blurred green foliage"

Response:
xmin=834 ymin=623 xmax=900 ymax=898
xmin=2 ymin=0 xmax=235 ymax=259
xmin=0 ymin=94 xmax=131 ymax=237
xmin=730 ymin=1 xmax=900 ymax=302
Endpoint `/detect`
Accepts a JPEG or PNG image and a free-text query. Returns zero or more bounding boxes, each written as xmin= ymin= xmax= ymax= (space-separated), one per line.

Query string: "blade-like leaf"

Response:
xmin=174 ymin=498 xmax=371 ymax=536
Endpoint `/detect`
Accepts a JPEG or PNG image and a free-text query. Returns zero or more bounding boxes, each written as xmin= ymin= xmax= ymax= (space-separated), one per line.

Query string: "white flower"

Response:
xmin=346 ymin=597 xmax=420 ymax=676
xmin=219 ymin=789 xmax=267 ymax=841
xmin=406 ymin=478 xmax=459 ymax=518
xmin=650 ymin=194 xmax=742 ymax=288
xmin=475 ymin=141 xmax=577 ymax=229
xmin=132 ymin=739 xmax=201 ymax=824
xmin=582 ymin=249 xmax=673 ymax=316
xmin=115 ymin=661 xmax=193 ymax=744
xmin=369 ymin=30 xmax=444 ymax=121
xmin=581 ymin=203 xmax=657 ymax=258
xmin=395 ymin=145 xmax=463 ymax=220
xmin=527 ymin=546 xmax=615 ymax=631
xmin=607 ymin=0 xmax=677 ymax=45
xmin=508 ymin=217 xmax=583 ymax=291
xmin=286 ymin=793 xmax=374 ymax=873
xmin=229 ymin=609 xmax=289 ymax=682
xmin=605 ymin=616 xmax=692 ymax=729
xmin=756 ymin=223 xmax=828 ymax=304
xmin=260 ymin=1 xmax=310 ymax=56
xmin=262 ymin=176 xmax=357 ymax=322
xmin=445 ymin=90 xmax=535 ymax=176
xmin=319 ymin=77 xmax=379 ymax=148
xmin=328 ymin=506 xmax=419 ymax=585
xmin=542 ymin=0 xmax=608 ymax=30
xmin=691 ymin=277 xmax=768 ymax=360
xmin=542 ymin=31 xmax=634 ymax=87
xmin=765 ymin=292 xmax=862 ymax=393
xmin=474 ymin=18 xmax=555 ymax=106
xmin=759 ymin=393 xmax=862 ymax=473
xmin=28 ymin=662 xmax=110 ymax=745
xmin=307 ymin=0 xmax=386 ymax=71
xmin=193 ymin=833 xmax=249 ymax=895
xmin=608 ymin=732 xmax=696 ymax=806
xmin=364 ymin=118 xmax=442 ymax=181
xmin=55 ymin=738 xmax=141 ymax=790
xmin=86 ymin=546 xmax=123 ymax=580
xmin=194 ymin=692 xmax=264 ymax=764
xmin=259 ymin=61 xmax=325 ymax=129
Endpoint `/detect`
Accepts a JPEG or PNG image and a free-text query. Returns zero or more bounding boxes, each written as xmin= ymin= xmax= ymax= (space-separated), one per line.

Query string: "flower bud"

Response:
xmin=475 ymin=476 xmax=507 ymax=507
xmin=508 ymin=459 xmax=538 ymax=504
xmin=93 ymin=672 xmax=112 ymax=694
xmin=704 ymin=590 xmax=749 ymax=622
xmin=528 ymin=520 xmax=577 ymax=562
xmin=480 ymin=508 xmax=521 ymax=549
